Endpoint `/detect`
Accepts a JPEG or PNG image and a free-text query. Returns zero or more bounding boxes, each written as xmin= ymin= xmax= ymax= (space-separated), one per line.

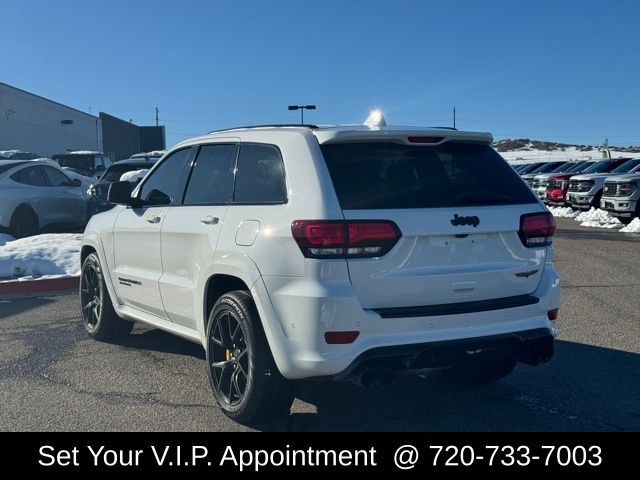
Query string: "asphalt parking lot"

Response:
xmin=1 ymin=217 xmax=638 ymax=432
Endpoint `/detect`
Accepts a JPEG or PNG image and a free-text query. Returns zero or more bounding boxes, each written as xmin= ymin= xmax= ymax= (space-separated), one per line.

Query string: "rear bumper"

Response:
xmin=332 ymin=328 xmax=554 ymax=380
xmin=261 ymin=264 xmax=560 ymax=379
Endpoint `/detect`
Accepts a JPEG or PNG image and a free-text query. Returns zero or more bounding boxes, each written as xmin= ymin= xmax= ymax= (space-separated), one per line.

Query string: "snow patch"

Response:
xmin=0 ymin=234 xmax=15 ymax=247
xmin=620 ymin=218 xmax=640 ymax=233
xmin=547 ymin=206 xmax=579 ymax=218
xmin=0 ymin=234 xmax=81 ymax=280
xmin=120 ymin=169 xmax=149 ymax=183
xmin=574 ymin=208 xmax=623 ymax=229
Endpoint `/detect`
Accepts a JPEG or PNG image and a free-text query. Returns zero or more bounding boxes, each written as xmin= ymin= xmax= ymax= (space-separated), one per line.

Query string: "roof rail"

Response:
xmin=208 ymin=124 xmax=319 ymax=134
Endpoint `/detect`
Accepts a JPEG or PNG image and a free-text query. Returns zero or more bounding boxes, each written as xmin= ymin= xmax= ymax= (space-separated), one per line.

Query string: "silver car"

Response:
xmin=0 ymin=159 xmax=87 ymax=238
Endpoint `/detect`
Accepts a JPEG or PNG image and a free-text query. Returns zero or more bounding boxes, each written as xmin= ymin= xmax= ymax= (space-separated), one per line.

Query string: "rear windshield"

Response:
xmin=321 ymin=142 xmax=537 ymax=209
xmin=54 ymin=155 xmax=93 ymax=171
xmin=99 ymin=163 xmax=151 ymax=183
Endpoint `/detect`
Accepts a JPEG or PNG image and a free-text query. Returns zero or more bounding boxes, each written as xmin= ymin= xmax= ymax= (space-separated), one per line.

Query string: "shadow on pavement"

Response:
xmin=116 ymin=326 xmax=205 ymax=360
xmin=256 ymin=340 xmax=640 ymax=432
xmin=0 ymin=296 xmax=56 ymax=320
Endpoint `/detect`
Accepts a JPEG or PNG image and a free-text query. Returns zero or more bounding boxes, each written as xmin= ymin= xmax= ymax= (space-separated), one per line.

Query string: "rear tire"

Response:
xmin=205 ymin=290 xmax=293 ymax=424
xmin=80 ymin=253 xmax=133 ymax=341
xmin=444 ymin=357 xmax=517 ymax=384
xmin=9 ymin=206 xmax=39 ymax=238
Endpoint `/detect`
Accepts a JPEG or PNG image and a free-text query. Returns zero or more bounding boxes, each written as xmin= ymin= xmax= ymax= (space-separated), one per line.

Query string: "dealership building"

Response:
xmin=0 ymin=82 xmax=165 ymax=160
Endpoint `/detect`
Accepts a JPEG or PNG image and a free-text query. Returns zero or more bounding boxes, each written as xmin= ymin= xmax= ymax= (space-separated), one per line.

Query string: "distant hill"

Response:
xmin=495 ymin=138 xmax=640 ymax=163
xmin=494 ymin=138 xmax=640 ymax=154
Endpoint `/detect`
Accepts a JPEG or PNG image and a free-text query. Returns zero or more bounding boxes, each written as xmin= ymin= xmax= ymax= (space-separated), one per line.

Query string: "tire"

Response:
xmin=444 ymin=356 xmax=517 ymax=385
xmin=80 ymin=253 xmax=133 ymax=341
xmin=619 ymin=216 xmax=633 ymax=226
xmin=9 ymin=206 xmax=39 ymax=238
xmin=205 ymin=290 xmax=293 ymax=424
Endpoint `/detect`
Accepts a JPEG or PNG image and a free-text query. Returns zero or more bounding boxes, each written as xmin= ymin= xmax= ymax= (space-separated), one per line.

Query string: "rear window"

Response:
xmin=54 ymin=155 xmax=93 ymax=171
xmin=321 ymin=142 xmax=537 ymax=209
xmin=99 ymin=164 xmax=150 ymax=183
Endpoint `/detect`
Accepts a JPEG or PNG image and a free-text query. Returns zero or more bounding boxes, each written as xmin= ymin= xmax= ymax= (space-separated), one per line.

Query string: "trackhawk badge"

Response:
xmin=450 ymin=214 xmax=480 ymax=228
xmin=515 ymin=269 xmax=539 ymax=278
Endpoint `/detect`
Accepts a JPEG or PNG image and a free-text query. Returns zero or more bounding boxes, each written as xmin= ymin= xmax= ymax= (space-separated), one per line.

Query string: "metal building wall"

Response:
xmin=0 ymin=82 xmax=102 ymax=157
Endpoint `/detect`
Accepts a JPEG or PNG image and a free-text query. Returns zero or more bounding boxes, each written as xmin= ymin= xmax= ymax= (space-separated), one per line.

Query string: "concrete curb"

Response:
xmin=0 ymin=276 xmax=79 ymax=299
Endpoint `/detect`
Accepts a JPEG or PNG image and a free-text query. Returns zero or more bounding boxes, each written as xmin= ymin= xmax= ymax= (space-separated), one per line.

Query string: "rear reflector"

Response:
xmin=292 ymin=220 xmax=401 ymax=259
xmin=324 ymin=331 xmax=360 ymax=344
xmin=547 ymin=309 xmax=559 ymax=321
xmin=519 ymin=212 xmax=556 ymax=247
xmin=407 ymin=136 xmax=444 ymax=144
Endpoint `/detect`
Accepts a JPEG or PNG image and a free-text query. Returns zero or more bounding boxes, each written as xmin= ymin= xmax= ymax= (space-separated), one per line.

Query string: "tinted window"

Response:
xmin=183 ymin=144 xmax=236 ymax=205
xmin=321 ymin=142 xmax=537 ymax=209
xmin=0 ymin=162 xmax=27 ymax=175
xmin=54 ymin=155 xmax=94 ymax=172
xmin=529 ymin=162 xmax=565 ymax=174
xmin=11 ymin=166 xmax=48 ymax=186
xmin=233 ymin=144 xmax=286 ymax=204
xmin=611 ymin=159 xmax=640 ymax=173
xmin=518 ymin=163 xmax=543 ymax=174
xmin=582 ymin=160 xmax=609 ymax=173
xmin=42 ymin=166 xmax=71 ymax=186
xmin=138 ymin=148 xmax=191 ymax=205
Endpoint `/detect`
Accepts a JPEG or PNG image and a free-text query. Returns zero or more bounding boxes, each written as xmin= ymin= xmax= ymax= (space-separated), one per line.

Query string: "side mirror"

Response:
xmin=108 ymin=181 xmax=140 ymax=207
xmin=71 ymin=178 xmax=82 ymax=187
xmin=95 ymin=164 xmax=105 ymax=172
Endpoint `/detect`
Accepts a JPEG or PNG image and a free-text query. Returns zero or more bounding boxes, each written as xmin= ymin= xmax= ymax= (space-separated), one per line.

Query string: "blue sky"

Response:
xmin=2 ymin=0 xmax=639 ymax=147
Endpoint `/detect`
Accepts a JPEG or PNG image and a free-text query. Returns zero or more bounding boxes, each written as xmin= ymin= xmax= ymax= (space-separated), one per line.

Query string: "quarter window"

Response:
xmin=138 ymin=148 xmax=191 ymax=205
xmin=233 ymin=144 xmax=286 ymax=204
xmin=10 ymin=166 xmax=48 ymax=186
xmin=183 ymin=144 xmax=237 ymax=205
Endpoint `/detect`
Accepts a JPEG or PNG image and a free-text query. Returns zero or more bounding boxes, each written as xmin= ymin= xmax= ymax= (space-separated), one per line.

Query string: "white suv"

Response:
xmin=80 ymin=124 xmax=560 ymax=423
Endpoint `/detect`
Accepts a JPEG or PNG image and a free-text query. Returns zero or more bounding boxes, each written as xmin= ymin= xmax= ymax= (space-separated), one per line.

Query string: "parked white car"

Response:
xmin=0 ymin=159 xmax=88 ymax=237
xmin=80 ymin=124 xmax=560 ymax=423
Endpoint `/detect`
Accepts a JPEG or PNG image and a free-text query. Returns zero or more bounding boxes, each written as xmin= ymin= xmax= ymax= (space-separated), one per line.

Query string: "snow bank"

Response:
xmin=548 ymin=206 xmax=579 ymax=218
xmin=574 ymin=208 xmax=623 ymax=229
xmin=620 ymin=218 xmax=640 ymax=233
xmin=0 ymin=234 xmax=82 ymax=280
xmin=120 ymin=169 xmax=149 ymax=183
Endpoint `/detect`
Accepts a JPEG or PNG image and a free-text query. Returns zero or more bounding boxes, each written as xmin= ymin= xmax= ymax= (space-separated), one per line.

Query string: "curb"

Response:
xmin=0 ymin=276 xmax=79 ymax=299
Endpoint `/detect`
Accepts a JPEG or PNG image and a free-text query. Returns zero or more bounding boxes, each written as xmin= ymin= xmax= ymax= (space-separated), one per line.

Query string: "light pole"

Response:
xmin=288 ymin=105 xmax=316 ymax=124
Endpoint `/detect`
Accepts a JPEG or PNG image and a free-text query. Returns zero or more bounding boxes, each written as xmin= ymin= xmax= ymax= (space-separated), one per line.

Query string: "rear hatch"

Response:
xmin=319 ymin=136 xmax=548 ymax=309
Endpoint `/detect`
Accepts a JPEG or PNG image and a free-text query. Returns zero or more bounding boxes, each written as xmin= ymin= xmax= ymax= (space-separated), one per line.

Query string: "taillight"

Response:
xmin=519 ymin=212 xmax=556 ymax=247
xmin=291 ymin=220 xmax=401 ymax=259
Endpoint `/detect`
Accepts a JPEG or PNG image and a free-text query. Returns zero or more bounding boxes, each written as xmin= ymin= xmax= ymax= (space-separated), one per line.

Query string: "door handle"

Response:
xmin=200 ymin=215 xmax=220 ymax=225
xmin=146 ymin=215 xmax=161 ymax=224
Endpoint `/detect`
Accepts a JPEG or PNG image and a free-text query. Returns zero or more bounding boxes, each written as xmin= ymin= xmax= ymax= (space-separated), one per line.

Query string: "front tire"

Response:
xmin=80 ymin=253 xmax=133 ymax=341
xmin=206 ymin=290 xmax=293 ymax=424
